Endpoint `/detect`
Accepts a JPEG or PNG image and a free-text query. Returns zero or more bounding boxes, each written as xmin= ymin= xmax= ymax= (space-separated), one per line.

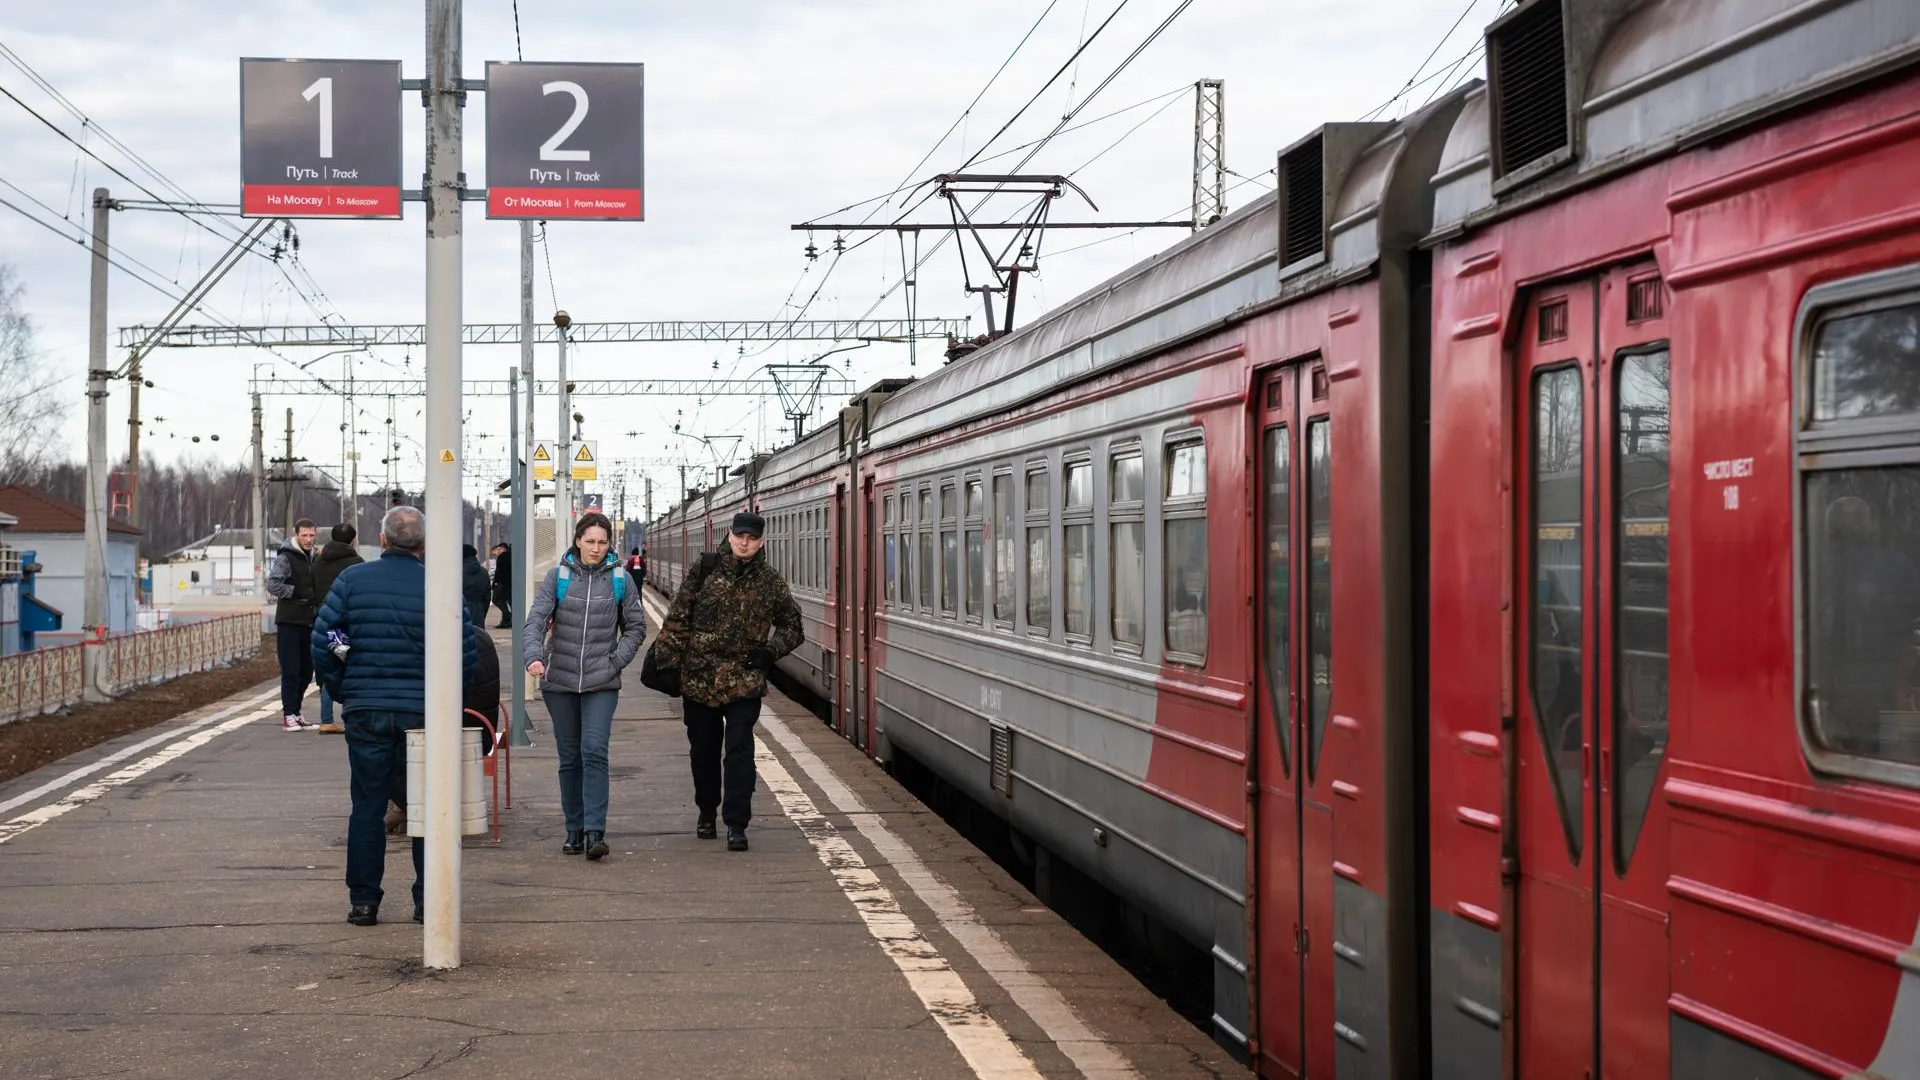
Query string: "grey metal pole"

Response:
xmin=421 ymin=0 xmax=465 ymax=969
xmin=82 ymin=188 xmax=112 ymax=701
xmin=252 ymin=392 xmax=266 ymax=604
xmin=514 ymin=221 xmax=533 ymax=745
xmin=508 ymin=363 xmax=529 ymax=747
xmin=554 ymin=311 xmax=571 ymax=562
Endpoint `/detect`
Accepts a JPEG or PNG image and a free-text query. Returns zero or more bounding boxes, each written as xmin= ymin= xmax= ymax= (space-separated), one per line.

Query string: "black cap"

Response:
xmin=731 ymin=511 xmax=765 ymax=539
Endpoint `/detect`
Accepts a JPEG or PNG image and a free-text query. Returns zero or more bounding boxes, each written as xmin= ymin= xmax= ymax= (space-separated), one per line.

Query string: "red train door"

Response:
xmin=1514 ymin=269 xmax=1673 ymax=1078
xmin=1252 ymin=362 xmax=1336 ymax=1078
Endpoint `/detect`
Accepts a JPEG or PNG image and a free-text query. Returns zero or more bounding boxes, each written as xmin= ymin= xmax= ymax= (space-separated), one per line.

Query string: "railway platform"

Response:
xmin=0 ymin=619 xmax=1238 ymax=1080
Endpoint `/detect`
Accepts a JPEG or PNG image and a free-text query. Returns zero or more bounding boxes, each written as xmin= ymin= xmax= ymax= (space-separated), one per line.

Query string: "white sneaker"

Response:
xmin=282 ymin=715 xmax=314 ymax=731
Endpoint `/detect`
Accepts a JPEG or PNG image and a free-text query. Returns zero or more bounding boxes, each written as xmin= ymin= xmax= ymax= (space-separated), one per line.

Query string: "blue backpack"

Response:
xmin=555 ymin=559 xmax=628 ymax=632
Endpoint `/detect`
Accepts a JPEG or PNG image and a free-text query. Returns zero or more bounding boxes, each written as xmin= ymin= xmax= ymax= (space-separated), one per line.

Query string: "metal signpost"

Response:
xmin=485 ymin=62 xmax=644 ymax=220
xmin=240 ymin=58 xmax=402 ymax=218
xmin=238 ymin=0 xmax=644 ymax=970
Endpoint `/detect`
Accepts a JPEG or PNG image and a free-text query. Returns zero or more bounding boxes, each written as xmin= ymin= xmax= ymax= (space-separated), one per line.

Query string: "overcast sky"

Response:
xmin=0 ymin=0 xmax=1493 ymax=511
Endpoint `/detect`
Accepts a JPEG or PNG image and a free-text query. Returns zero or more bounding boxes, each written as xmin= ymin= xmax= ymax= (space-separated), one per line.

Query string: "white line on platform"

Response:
xmin=762 ymin=713 xmax=1141 ymax=1080
xmin=0 ymin=701 xmax=278 ymax=845
xmin=0 ymin=687 xmax=280 ymax=817
xmin=757 ymin=736 xmax=1044 ymax=1080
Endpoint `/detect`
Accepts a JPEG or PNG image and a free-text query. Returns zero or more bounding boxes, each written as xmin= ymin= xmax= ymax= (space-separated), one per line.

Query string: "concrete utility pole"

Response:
xmin=251 ymin=392 xmax=266 ymax=599
xmin=553 ymin=309 xmax=572 ymax=562
xmin=644 ymin=475 xmax=652 ymax=534
xmin=82 ymin=188 xmax=112 ymax=701
xmin=421 ymin=0 xmax=465 ymax=969
xmin=126 ymin=355 xmax=143 ymax=530
xmin=283 ymin=408 xmax=296 ymax=536
xmin=511 ymin=220 xmax=533 ymax=747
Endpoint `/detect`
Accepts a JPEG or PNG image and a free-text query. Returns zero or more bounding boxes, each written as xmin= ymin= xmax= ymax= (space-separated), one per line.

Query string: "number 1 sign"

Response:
xmin=485 ymin=62 xmax=644 ymax=221
xmin=240 ymin=58 xmax=403 ymax=219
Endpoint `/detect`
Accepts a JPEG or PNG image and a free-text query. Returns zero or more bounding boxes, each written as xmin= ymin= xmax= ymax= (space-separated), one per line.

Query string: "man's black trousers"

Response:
xmin=683 ymin=696 xmax=761 ymax=829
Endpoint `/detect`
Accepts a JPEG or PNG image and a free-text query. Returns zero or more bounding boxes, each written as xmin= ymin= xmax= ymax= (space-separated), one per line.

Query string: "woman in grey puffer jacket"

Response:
xmin=521 ymin=512 xmax=647 ymax=860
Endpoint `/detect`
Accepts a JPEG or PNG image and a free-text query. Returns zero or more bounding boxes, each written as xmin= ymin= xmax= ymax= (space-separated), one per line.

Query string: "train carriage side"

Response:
xmin=1423 ymin=2 xmax=1920 ymax=1077
xmin=854 ymin=90 xmax=1468 ymax=1073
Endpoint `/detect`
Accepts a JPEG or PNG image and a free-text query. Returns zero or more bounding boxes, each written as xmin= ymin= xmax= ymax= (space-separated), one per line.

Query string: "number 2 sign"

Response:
xmin=240 ymin=58 xmax=403 ymax=219
xmin=485 ymin=62 xmax=645 ymax=221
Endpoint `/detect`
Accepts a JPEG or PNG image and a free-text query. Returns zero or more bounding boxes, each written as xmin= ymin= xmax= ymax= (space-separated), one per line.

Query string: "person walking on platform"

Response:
xmin=462 ymin=544 xmax=491 ymax=628
xmin=651 ymin=511 xmax=803 ymax=852
xmin=311 ymin=506 xmax=478 ymax=927
xmin=490 ymin=542 xmax=513 ymax=628
xmin=267 ymin=518 xmax=321 ymax=731
xmin=310 ymin=523 xmax=365 ymax=734
xmin=522 ymin=511 xmax=647 ymax=861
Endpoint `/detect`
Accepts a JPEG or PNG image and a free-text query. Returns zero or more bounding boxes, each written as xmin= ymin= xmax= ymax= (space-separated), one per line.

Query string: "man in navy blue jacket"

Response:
xmin=311 ymin=506 xmax=478 ymax=927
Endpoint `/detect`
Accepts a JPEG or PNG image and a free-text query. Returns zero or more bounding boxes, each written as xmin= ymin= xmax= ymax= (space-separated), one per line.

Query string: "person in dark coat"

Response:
xmin=463 ymin=621 xmax=499 ymax=756
xmin=490 ymin=542 xmax=513 ymax=628
xmin=311 ymin=523 xmax=365 ymax=734
xmin=462 ymin=544 xmax=490 ymax=628
xmin=652 ymin=511 xmax=803 ymax=851
xmin=266 ymin=518 xmax=321 ymax=730
xmin=311 ymin=507 xmax=479 ymax=927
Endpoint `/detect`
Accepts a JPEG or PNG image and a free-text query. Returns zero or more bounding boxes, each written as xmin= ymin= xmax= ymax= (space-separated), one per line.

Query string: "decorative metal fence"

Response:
xmin=0 ymin=614 xmax=261 ymax=724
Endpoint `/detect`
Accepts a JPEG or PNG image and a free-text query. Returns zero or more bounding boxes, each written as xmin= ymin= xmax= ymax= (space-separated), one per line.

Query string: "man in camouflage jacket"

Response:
xmin=652 ymin=510 xmax=803 ymax=850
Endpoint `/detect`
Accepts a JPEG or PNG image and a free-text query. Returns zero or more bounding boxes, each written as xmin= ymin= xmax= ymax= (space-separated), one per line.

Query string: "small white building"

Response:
xmin=0 ymin=485 xmax=141 ymax=644
xmin=156 ymin=527 xmax=285 ymax=602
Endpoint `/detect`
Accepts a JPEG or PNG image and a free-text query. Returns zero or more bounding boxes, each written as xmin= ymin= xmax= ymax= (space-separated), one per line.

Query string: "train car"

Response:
xmin=1423 ymin=1 xmax=1920 ymax=1077
xmin=847 ymin=89 xmax=1473 ymax=1076
xmin=644 ymin=2 xmax=1920 ymax=1076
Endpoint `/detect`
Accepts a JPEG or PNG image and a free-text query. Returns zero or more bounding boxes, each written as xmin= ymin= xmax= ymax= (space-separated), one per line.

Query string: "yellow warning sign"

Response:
xmin=439 ymin=449 xmax=455 ymax=463
xmin=531 ymin=444 xmax=551 ymax=460
xmin=570 ymin=440 xmax=598 ymax=481
xmin=533 ymin=441 xmax=555 ymax=482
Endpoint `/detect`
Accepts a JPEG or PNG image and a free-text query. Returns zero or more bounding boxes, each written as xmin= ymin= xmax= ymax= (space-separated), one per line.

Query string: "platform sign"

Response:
xmin=485 ymin=62 xmax=644 ymax=221
xmin=532 ymin=441 xmax=555 ymax=481
xmin=240 ymin=58 xmax=402 ymax=218
xmin=570 ymin=441 xmax=598 ymax=481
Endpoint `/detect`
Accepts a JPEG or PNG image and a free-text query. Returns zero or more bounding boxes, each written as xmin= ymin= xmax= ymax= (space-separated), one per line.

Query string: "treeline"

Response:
xmin=7 ymin=454 xmax=505 ymax=559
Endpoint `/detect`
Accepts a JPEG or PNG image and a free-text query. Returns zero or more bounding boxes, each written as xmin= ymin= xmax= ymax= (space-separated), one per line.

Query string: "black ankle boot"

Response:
xmin=696 ymin=812 xmax=717 ymax=840
xmin=562 ymin=829 xmax=584 ymax=855
xmin=583 ymin=830 xmax=609 ymax=860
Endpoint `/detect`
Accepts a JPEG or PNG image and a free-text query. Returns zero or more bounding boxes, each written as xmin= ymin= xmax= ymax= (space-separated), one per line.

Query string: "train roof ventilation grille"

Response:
xmin=1279 ymin=135 xmax=1325 ymax=267
xmin=1538 ymin=299 xmax=1569 ymax=343
xmin=1490 ymin=0 xmax=1569 ymax=180
xmin=1627 ymin=276 xmax=1664 ymax=323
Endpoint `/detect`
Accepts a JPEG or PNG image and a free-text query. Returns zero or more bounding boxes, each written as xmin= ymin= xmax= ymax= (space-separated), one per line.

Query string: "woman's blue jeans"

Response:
xmin=544 ymin=688 xmax=618 ymax=832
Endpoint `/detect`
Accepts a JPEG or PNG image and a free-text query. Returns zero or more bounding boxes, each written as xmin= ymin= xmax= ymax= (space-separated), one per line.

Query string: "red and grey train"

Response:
xmin=650 ymin=1 xmax=1920 ymax=1075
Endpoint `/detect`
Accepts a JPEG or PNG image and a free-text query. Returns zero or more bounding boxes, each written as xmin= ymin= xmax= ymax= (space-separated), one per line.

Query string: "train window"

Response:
xmin=1065 ymin=460 xmax=1092 ymax=509
xmin=1112 ymin=521 xmax=1145 ymax=649
xmin=918 ymin=488 xmax=935 ymax=612
xmin=966 ymin=478 xmax=985 ymax=519
xmin=1027 ymin=467 xmax=1050 ymax=513
xmin=941 ymin=483 xmax=958 ymax=614
xmin=1166 ymin=434 xmax=1209 ymax=662
xmin=885 ymin=528 xmax=898 ymax=606
xmin=1800 ymin=288 xmax=1920 ymax=781
xmin=1111 ymin=450 xmax=1144 ymax=505
xmin=1168 ymin=440 xmax=1207 ymax=498
xmin=1615 ymin=348 xmax=1670 ymax=871
xmin=1531 ymin=367 xmax=1585 ymax=855
xmin=993 ymin=473 xmax=1016 ymax=626
xmin=1811 ymin=298 xmax=1920 ymax=422
xmin=1028 ymin=525 xmax=1053 ymax=634
xmin=885 ymin=495 xmax=896 ymax=526
xmin=966 ymin=527 xmax=983 ymax=619
xmin=940 ymin=483 xmax=956 ymax=522
xmin=1304 ymin=421 xmax=1331 ymax=770
xmin=1262 ymin=426 xmax=1291 ymax=774
xmin=1065 ymin=524 xmax=1093 ymax=639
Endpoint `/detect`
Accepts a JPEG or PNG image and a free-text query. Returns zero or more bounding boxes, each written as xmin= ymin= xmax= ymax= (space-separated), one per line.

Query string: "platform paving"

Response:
xmin=0 ymin=627 xmax=1241 ymax=1080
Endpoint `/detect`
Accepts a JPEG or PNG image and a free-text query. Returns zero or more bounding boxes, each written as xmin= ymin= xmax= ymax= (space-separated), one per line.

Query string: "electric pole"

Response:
xmin=554 ymin=309 xmax=572 ymax=562
xmin=126 ymin=354 xmax=143 ymax=530
xmin=251 ymin=392 xmax=266 ymax=598
xmin=511 ymin=217 xmax=533 ymax=748
xmin=284 ymin=408 xmax=296 ymax=536
xmin=1192 ymin=79 xmax=1226 ymax=230
xmin=421 ymin=0 xmax=466 ymax=969
xmin=82 ymin=188 xmax=112 ymax=701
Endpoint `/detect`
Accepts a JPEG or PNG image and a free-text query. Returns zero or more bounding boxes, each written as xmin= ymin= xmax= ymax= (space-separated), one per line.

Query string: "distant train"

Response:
xmin=651 ymin=2 xmax=1920 ymax=1076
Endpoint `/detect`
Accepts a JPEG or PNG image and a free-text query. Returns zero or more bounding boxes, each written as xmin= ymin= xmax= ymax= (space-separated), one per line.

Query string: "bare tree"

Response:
xmin=0 ymin=262 xmax=71 ymax=484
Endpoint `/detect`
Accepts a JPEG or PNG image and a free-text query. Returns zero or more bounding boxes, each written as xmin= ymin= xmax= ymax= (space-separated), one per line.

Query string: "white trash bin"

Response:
xmin=405 ymin=727 xmax=489 ymax=837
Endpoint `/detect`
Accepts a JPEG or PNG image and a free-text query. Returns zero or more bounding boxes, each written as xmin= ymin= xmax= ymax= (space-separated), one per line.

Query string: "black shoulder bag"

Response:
xmin=639 ymin=552 xmax=721 ymax=698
